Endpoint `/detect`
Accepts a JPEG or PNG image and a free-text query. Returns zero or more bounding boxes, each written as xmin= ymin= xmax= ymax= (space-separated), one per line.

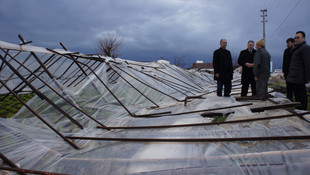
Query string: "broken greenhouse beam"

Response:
xmin=18 ymin=34 xmax=32 ymax=45
xmin=0 ymin=52 xmax=32 ymax=92
xmin=235 ymin=96 xmax=266 ymax=101
xmin=46 ymin=48 xmax=136 ymax=116
xmin=184 ymin=95 xmax=205 ymax=106
xmin=66 ymin=59 xmax=92 ymax=87
xmin=152 ymin=74 xmax=197 ymax=95
xmin=0 ymin=79 xmax=79 ymax=149
xmin=66 ymin=135 xmax=310 ymax=142
xmin=8 ymin=53 xmax=57 ymax=95
xmin=7 ymin=54 xmax=110 ymax=130
xmin=0 ymin=152 xmax=26 ymax=175
xmin=98 ymin=111 xmax=310 ymax=130
xmin=0 ymin=166 xmax=69 ymax=175
xmin=114 ymin=64 xmax=184 ymax=102
xmin=72 ymin=60 xmax=100 ymax=87
xmin=60 ymin=42 xmax=68 ymax=51
xmin=0 ymin=54 xmax=84 ymax=129
xmin=106 ymin=62 xmax=160 ymax=107
xmin=250 ymin=102 xmax=301 ymax=112
xmin=166 ymin=64 xmax=204 ymax=89
xmin=134 ymin=103 xmax=253 ymax=117
xmin=155 ymin=68 xmax=203 ymax=91
xmin=267 ymin=98 xmax=310 ymax=123
xmin=134 ymin=68 xmax=191 ymax=96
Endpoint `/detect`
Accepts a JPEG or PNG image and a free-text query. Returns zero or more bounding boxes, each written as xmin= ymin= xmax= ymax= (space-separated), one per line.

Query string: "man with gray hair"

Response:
xmin=253 ymin=39 xmax=271 ymax=98
xmin=212 ymin=39 xmax=233 ymax=97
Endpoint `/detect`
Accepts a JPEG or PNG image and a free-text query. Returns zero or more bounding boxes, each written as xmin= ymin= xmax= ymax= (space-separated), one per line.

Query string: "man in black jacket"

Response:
xmin=213 ymin=39 xmax=233 ymax=97
xmin=238 ymin=40 xmax=256 ymax=96
xmin=282 ymin=38 xmax=295 ymax=102
xmin=287 ymin=31 xmax=310 ymax=110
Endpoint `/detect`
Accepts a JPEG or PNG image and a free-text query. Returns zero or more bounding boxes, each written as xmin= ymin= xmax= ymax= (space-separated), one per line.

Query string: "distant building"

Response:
xmin=274 ymin=69 xmax=282 ymax=73
xmin=191 ymin=61 xmax=213 ymax=70
xmin=190 ymin=61 xmax=213 ymax=73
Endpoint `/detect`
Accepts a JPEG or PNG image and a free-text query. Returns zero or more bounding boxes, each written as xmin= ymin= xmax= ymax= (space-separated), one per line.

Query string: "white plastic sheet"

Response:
xmin=1 ymin=42 xmax=310 ymax=175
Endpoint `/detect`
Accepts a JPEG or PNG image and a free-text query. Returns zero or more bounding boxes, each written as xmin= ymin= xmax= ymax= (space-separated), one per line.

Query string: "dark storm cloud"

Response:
xmin=1 ymin=0 xmax=310 ymax=68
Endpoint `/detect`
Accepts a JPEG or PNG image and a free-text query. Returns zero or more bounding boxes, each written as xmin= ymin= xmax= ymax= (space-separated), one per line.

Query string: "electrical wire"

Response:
xmin=274 ymin=0 xmax=303 ymax=32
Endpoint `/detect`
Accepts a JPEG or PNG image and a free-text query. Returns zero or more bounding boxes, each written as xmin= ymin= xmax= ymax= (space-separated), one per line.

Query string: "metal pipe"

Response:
xmin=132 ymin=68 xmax=190 ymax=96
xmin=0 ymin=49 xmax=9 ymax=73
xmin=0 ymin=50 xmax=22 ymax=74
xmin=0 ymin=54 xmax=84 ymax=129
xmin=143 ymin=69 xmax=200 ymax=93
xmin=114 ymin=65 xmax=183 ymax=102
xmin=166 ymin=64 xmax=204 ymax=89
xmin=72 ymin=60 xmax=98 ymax=87
xmin=0 ymin=52 xmax=32 ymax=91
xmin=0 ymin=48 xmax=57 ymax=98
xmin=46 ymin=49 xmax=135 ymax=116
xmin=8 ymin=54 xmax=110 ymax=130
xmin=66 ymin=59 xmax=92 ymax=87
xmin=155 ymin=68 xmax=202 ymax=92
xmin=0 ymin=166 xmax=69 ymax=175
xmin=148 ymin=74 xmax=197 ymax=95
xmin=0 ymin=152 xmax=26 ymax=175
xmin=67 ymin=135 xmax=310 ymax=142
xmin=267 ymin=98 xmax=310 ymax=123
xmin=134 ymin=103 xmax=252 ymax=118
xmin=107 ymin=63 xmax=160 ymax=107
xmin=0 ymin=79 xmax=79 ymax=149
xmin=97 ymin=111 xmax=310 ymax=130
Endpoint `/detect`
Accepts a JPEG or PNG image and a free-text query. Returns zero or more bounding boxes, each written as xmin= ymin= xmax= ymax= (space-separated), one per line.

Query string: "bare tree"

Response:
xmin=172 ymin=54 xmax=187 ymax=68
xmin=98 ymin=33 xmax=122 ymax=58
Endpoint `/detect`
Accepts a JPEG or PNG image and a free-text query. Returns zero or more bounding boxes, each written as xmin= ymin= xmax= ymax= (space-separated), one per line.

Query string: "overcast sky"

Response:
xmin=1 ymin=0 xmax=309 ymax=69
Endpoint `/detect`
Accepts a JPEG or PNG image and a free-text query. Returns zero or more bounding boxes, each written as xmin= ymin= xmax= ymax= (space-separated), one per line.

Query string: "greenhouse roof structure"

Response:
xmin=0 ymin=35 xmax=310 ymax=175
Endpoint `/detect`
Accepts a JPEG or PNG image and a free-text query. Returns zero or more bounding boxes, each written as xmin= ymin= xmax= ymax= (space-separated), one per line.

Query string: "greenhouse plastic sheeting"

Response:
xmin=0 ymin=42 xmax=310 ymax=175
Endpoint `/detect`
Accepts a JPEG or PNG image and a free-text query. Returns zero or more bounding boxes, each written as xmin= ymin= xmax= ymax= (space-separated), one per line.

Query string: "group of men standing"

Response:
xmin=212 ymin=31 xmax=310 ymax=110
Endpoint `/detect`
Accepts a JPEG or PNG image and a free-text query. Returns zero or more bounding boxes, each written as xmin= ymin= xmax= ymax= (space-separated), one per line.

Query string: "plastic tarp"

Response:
xmin=0 ymin=41 xmax=310 ymax=175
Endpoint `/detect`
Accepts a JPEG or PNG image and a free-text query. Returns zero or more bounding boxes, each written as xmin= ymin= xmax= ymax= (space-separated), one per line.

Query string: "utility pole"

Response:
xmin=260 ymin=9 xmax=268 ymax=41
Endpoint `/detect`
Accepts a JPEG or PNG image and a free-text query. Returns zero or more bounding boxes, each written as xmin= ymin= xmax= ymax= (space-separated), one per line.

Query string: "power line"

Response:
xmin=274 ymin=0 xmax=302 ymax=32
xmin=268 ymin=0 xmax=282 ymax=16
xmin=262 ymin=0 xmax=268 ymax=9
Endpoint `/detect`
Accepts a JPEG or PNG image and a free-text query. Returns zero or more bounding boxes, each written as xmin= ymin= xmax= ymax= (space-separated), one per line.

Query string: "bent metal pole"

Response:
xmin=0 ymin=54 xmax=84 ymax=129
xmin=0 ymin=166 xmax=69 ymax=175
xmin=66 ymin=135 xmax=310 ymax=142
xmin=46 ymin=48 xmax=135 ymax=116
xmin=0 ymin=79 xmax=79 ymax=149
xmin=106 ymin=62 xmax=160 ymax=107
xmin=6 ymin=53 xmax=110 ymax=130
xmin=0 ymin=152 xmax=26 ymax=175
xmin=97 ymin=111 xmax=310 ymax=130
xmin=113 ymin=64 xmax=183 ymax=102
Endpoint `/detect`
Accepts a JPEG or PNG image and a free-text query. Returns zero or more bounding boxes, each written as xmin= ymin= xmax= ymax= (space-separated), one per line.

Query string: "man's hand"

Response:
xmin=245 ymin=63 xmax=253 ymax=68
xmin=215 ymin=73 xmax=219 ymax=78
xmin=255 ymin=77 xmax=258 ymax=81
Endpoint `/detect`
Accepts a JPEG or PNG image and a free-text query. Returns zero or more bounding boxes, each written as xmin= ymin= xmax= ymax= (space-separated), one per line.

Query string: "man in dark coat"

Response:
xmin=287 ymin=31 xmax=310 ymax=110
xmin=213 ymin=39 xmax=233 ymax=97
xmin=253 ymin=39 xmax=271 ymax=98
xmin=282 ymin=38 xmax=295 ymax=102
xmin=238 ymin=40 xmax=256 ymax=96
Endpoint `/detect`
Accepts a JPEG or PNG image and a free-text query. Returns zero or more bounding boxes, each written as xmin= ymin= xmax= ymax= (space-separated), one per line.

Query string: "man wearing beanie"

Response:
xmin=212 ymin=39 xmax=233 ymax=97
xmin=286 ymin=31 xmax=310 ymax=110
xmin=253 ymin=39 xmax=271 ymax=98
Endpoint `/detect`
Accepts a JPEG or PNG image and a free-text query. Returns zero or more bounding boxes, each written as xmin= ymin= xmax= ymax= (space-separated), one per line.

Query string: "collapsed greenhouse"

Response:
xmin=0 ymin=35 xmax=310 ymax=175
